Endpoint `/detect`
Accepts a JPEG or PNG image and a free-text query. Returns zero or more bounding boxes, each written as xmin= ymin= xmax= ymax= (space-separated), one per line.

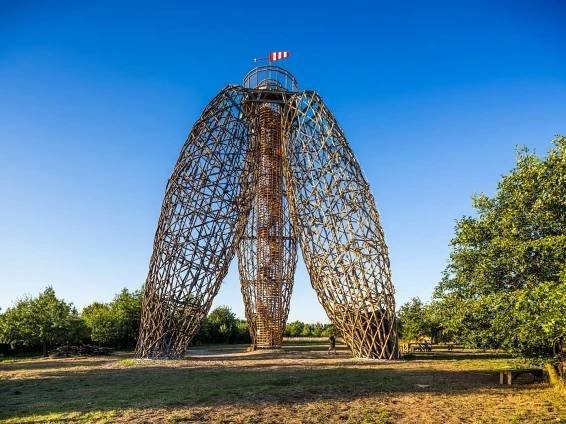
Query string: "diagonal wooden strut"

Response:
xmin=237 ymin=102 xmax=297 ymax=349
xmin=136 ymin=76 xmax=399 ymax=360
xmin=282 ymin=91 xmax=400 ymax=359
xmin=135 ymin=86 xmax=256 ymax=359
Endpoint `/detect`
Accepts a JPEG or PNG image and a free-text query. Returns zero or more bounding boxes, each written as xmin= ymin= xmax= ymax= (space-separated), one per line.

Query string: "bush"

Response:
xmin=0 ymin=287 xmax=87 ymax=355
xmin=284 ymin=321 xmax=334 ymax=337
xmin=81 ymin=288 xmax=141 ymax=349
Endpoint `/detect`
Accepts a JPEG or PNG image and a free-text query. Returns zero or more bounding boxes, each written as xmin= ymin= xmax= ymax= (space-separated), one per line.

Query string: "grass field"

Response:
xmin=0 ymin=343 xmax=564 ymax=423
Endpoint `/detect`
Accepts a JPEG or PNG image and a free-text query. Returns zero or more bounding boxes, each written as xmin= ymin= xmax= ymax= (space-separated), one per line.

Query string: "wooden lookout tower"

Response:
xmin=136 ymin=62 xmax=399 ymax=360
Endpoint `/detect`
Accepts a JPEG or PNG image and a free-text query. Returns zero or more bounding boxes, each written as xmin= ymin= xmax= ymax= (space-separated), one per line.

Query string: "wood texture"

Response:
xmin=135 ymin=87 xmax=256 ymax=359
xmin=136 ymin=68 xmax=399 ymax=359
xmin=283 ymin=91 xmax=399 ymax=359
xmin=237 ymin=103 xmax=297 ymax=349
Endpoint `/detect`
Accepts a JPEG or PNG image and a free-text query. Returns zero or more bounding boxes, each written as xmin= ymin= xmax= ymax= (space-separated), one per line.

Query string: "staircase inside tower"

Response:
xmin=238 ymin=101 xmax=297 ymax=349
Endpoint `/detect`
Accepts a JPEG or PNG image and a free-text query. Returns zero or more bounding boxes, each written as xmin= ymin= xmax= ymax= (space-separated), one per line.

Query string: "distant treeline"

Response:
xmin=0 ymin=286 xmax=333 ymax=356
xmin=2 ymin=137 xmax=563 ymax=359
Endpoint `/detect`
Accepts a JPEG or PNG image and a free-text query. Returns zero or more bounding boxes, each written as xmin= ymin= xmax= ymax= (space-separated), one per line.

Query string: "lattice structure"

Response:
xmin=135 ymin=87 xmax=256 ymax=359
xmin=238 ymin=101 xmax=297 ymax=349
xmin=136 ymin=66 xmax=399 ymax=359
xmin=283 ymin=92 xmax=398 ymax=359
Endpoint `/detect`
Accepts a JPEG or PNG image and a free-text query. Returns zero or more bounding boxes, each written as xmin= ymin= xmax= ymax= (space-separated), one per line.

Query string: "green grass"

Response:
xmin=0 ymin=347 xmax=564 ymax=423
xmin=118 ymin=358 xmax=136 ymax=367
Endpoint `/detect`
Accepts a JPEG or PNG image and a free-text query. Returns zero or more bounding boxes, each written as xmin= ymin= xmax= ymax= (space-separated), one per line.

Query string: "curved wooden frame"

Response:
xmin=136 ymin=70 xmax=399 ymax=359
xmin=135 ymin=87 xmax=256 ymax=359
xmin=283 ymin=91 xmax=399 ymax=359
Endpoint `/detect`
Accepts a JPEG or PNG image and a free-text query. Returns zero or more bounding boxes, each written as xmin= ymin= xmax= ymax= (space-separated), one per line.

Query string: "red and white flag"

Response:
xmin=269 ymin=51 xmax=290 ymax=61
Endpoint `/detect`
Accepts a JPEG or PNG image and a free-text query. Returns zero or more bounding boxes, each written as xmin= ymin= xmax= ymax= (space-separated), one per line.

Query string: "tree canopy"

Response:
xmin=284 ymin=321 xmax=334 ymax=337
xmin=0 ymin=287 xmax=86 ymax=355
xmin=433 ymin=135 xmax=566 ymax=356
xmin=81 ymin=288 xmax=142 ymax=348
xmin=397 ymin=298 xmax=442 ymax=343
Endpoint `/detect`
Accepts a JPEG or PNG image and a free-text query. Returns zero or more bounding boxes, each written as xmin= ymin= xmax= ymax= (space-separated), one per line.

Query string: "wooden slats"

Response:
xmin=136 ymin=78 xmax=399 ymax=360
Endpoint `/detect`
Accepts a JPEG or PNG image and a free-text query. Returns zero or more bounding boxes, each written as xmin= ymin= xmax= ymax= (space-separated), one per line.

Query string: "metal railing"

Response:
xmin=243 ymin=66 xmax=298 ymax=92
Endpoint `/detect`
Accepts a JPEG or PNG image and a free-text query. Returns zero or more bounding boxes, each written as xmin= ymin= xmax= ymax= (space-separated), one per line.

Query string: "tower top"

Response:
xmin=243 ymin=66 xmax=298 ymax=92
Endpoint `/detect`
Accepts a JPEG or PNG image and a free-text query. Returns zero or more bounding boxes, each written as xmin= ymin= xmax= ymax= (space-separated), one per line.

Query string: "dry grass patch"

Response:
xmin=0 ymin=344 xmax=564 ymax=423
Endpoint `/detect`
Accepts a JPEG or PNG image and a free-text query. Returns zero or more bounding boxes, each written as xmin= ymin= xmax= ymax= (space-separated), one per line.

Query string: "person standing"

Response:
xmin=328 ymin=334 xmax=337 ymax=355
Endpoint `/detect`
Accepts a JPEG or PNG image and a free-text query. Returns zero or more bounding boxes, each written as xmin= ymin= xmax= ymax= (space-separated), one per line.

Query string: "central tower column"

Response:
xmin=238 ymin=66 xmax=299 ymax=349
xmin=255 ymin=103 xmax=284 ymax=347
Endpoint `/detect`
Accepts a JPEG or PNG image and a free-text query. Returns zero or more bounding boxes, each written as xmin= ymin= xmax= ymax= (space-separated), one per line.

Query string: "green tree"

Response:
xmin=320 ymin=323 xmax=335 ymax=337
xmin=284 ymin=320 xmax=304 ymax=337
xmin=284 ymin=321 xmax=335 ymax=338
xmin=111 ymin=288 xmax=142 ymax=348
xmin=310 ymin=323 xmax=325 ymax=337
xmin=398 ymin=298 xmax=448 ymax=343
xmin=300 ymin=324 xmax=313 ymax=337
xmin=206 ymin=306 xmax=238 ymax=343
xmin=81 ymin=302 xmax=117 ymax=346
xmin=434 ymin=136 xmax=566 ymax=356
xmin=0 ymin=287 xmax=86 ymax=355
xmin=81 ymin=288 xmax=142 ymax=348
xmin=235 ymin=319 xmax=251 ymax=344
xmin=398 ymin=298 xmax=428 ymax=341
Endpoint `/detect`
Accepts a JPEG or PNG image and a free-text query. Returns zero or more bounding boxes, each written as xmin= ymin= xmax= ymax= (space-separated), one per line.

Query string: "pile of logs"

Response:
xmin=49 ymin=344 xmax=112 ymax=357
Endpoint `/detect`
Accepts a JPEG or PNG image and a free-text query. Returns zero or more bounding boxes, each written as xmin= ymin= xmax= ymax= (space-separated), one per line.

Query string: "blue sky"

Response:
xmin=1 ymin=1 xmax=565 ymax=321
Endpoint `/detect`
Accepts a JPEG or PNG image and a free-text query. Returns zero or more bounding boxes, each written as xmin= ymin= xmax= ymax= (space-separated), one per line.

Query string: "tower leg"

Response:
xmin=136 ymin=87 xmax=255 ymax=359
xmin=283 ymin=92 xmax=400 ymax=359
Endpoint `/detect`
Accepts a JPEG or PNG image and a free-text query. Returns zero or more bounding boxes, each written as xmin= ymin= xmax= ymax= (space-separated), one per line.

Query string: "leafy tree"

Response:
xmin=397 ymin=298 xmax=443 ymax=342
xmin=194 ymin=316 xmax=211 ymax=344
xmin=285 ymin=320 xmax=305 ymax=337
xmin=205 ymin=306 xmax=238 ymax=343
xmin=235 ymin=319 xmax=251 ymax=344
xmin=81 ymin=302 xmax=117 ymax=346
xmin=81 ymin=288 xmax=141 ymax=348
xmin=300 ymin=324 xmax=313 ymax=337
xmin=0 ymin=287 xmax=86 ymax=355
xmin=397 ymin=298 xmax=428 ymax=341
xmin=320 ymin=323 xmax=335 ymax=337
xmin=194 ymin=307 xmax=251 ymax=344
xmin=67 ymin=314 xmax=90 ymax=347
xmin=284 ymin=321 xmax=334 ymax=338
xmin=111 ymin=288 xmax=142 ymax=348
xmin=434 ymin=136 xmax=566 ymax=356
xmin=310 ymin=323 xmax=325 ymax=337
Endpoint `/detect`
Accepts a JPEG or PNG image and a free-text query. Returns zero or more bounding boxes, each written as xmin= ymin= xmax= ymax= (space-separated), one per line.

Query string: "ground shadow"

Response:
xmin=406 ymin=351 xmax=513 ymax=361
xmin=0 ymin=357 xmax=114 ymax=372
xmin=187 ymin=345 xmax=351 ymax=363
xmin=0 ymin=353 xmax=548 ymax=421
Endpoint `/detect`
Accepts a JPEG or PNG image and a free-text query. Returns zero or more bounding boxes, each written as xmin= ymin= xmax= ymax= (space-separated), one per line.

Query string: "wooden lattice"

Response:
xmin=237 ymin=102 xmax=297 ymax=349
xmin=135 ymin=87 xmax=256 ymax=359
xmin=282 ymin=92 xmax=399 ymax=359
xmin=136 ymin=67 xmax=399 ymax=359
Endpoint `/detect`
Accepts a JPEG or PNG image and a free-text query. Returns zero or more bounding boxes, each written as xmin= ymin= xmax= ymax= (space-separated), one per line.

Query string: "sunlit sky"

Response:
xmin=1 ymin=1 xmax=565 ymax=321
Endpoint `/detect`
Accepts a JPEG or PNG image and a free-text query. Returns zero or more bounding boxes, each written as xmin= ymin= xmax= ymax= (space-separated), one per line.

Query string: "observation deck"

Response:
xmin=243 ymin=66 xmax=298 ymax=92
